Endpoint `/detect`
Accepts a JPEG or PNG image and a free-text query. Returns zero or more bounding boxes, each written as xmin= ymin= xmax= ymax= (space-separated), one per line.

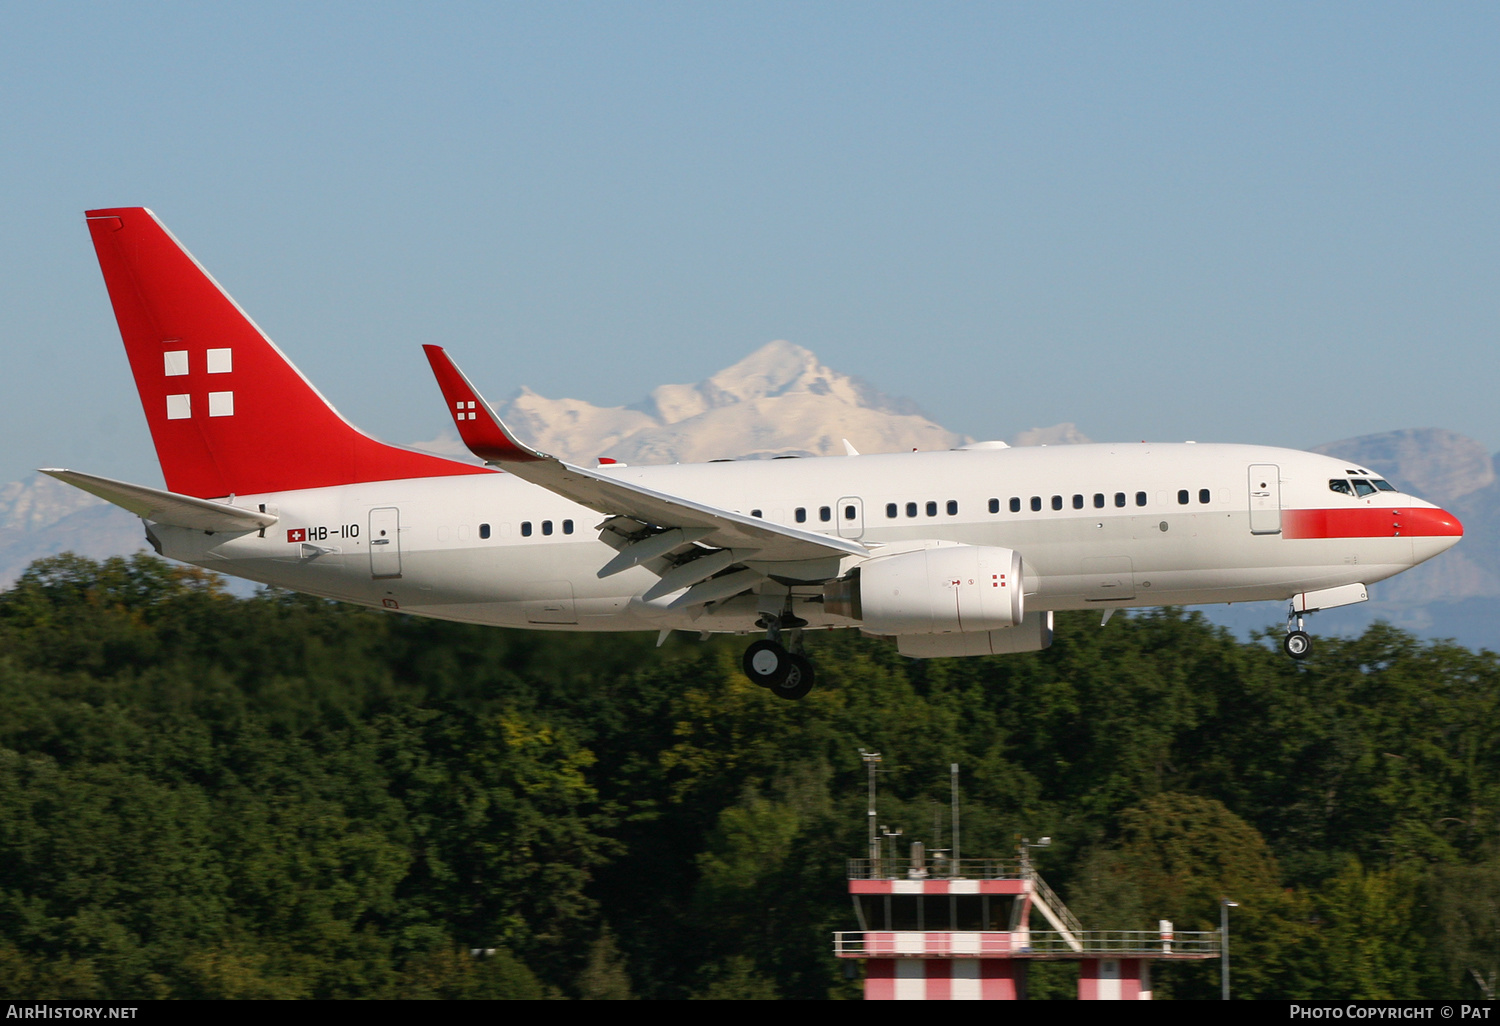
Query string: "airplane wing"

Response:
xmin=422 ymin=346 xmax=867 ymax=569
xmin=39 ymin=469 xmax=279 ymax=533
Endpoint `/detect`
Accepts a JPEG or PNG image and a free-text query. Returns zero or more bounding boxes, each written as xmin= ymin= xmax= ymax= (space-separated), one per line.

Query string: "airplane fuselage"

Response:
xmin=152 ymin=441 xmax=1458 ymax=635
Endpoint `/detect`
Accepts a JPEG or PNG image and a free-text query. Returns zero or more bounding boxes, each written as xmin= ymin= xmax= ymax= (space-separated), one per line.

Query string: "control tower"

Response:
xmin=834 ymin=757 xmax=1220 ymax=999
xmin=833 ymin=845 xmax=1220 ymax=999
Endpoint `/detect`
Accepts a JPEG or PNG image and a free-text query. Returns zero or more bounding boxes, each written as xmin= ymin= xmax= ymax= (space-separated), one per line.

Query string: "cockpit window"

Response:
xmin=1351 ymin=478 xmax=1376 ymax=497
xmin=1329 ymin=479 xmax=1353 ymax=496
xmin=1372 ymin=479 xmax=1397 ymax=492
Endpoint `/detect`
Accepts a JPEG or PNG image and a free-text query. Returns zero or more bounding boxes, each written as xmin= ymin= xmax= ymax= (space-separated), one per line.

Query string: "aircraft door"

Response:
xmin=1248 ymin=465 xmax=1282 ymax=535
xmin=837 ymin=496 xmax=864 ymax=540
xmin=369 ymin=507 xmax=403 ymax=578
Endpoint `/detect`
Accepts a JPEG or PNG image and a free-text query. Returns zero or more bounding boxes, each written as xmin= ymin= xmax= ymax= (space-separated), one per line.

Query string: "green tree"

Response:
xmin=1426 ymin=853 xmax=1500 ymax=999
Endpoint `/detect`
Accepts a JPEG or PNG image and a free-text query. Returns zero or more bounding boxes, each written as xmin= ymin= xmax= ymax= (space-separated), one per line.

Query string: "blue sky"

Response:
xmin=3 ymin=2 xmax=1498 ymax=487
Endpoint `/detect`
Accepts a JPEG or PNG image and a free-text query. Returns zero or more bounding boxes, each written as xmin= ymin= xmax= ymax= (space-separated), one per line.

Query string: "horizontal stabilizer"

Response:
xmin=39 ymin=469 xmax=279 ymax=533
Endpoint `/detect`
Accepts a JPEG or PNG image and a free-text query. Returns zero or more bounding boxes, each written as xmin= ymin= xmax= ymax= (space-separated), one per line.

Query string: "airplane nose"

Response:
xmin=1404 ymin=504 xmax=1464 ymax=552
xmin=1404 ymin=506 xmax=1463 ymax=564
xmin=1407 ymin=507 xmax=1464 ymax=540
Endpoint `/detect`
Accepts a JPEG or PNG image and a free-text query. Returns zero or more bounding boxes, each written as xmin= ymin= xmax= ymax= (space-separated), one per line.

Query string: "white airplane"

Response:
xmin=46 ymin=207 xmax=1464 ymax=700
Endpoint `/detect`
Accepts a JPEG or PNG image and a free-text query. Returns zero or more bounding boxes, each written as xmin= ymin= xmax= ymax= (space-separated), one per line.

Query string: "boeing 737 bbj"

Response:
xmin=46 ymin=208 xmax=1464 ymax=699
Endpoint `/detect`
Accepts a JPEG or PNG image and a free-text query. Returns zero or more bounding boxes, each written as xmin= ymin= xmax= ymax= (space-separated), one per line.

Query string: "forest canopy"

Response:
xmin=1 ymin=553 xmax=1497 ymax=999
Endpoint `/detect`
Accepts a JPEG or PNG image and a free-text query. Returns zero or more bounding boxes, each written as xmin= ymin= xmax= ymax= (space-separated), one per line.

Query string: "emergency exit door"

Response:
xmin=837 ymin=496 xmax=864 ymax=540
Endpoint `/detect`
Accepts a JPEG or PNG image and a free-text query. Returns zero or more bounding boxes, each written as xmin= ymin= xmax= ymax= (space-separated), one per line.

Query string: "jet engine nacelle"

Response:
xmin=836 ymin=545 xmax=1025 ymax=635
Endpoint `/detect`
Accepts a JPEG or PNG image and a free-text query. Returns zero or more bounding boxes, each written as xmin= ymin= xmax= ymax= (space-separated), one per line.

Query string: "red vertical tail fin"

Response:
xmin=85 ymin=208 xmax=488 ymax=498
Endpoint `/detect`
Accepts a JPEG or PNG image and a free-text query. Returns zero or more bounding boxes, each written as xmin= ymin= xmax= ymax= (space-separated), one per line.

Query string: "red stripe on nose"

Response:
xmin=1408 ymin=507 xmax=1463 ymax=537
xmin=1284 ymin=507 xmax=1463 ymax=539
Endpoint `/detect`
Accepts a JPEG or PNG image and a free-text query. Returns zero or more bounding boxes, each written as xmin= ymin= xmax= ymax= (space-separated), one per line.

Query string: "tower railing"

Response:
xmin=847 ymin=857 xmax=1020 ymax=880
xmin=832 ymin=929 xmax=1221 ymax=958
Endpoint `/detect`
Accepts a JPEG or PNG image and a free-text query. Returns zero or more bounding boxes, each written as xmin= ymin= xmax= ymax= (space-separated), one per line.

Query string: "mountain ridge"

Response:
xmin=493 ymin=340 xmax=968 ymax=464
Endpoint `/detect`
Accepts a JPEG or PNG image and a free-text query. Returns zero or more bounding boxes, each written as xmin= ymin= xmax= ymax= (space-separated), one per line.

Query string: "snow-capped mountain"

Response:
xmin=494 ymin=340 xmax=969 ymax=464
xmin=0 ymin=475 xmax=148 ymax=587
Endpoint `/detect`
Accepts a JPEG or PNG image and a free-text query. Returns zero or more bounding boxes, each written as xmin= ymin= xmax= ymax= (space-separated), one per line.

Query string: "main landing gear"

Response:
xmin=1283 ymin=604 xmax=1313 ymax=660
xmin=742 ymin=613 xmax=816 ymax=700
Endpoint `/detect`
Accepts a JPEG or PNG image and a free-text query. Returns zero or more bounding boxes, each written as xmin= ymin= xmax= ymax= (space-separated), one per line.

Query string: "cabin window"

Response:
xmin=542 ymin=520 xmax=554 ymax=536
xmin=1135 ymin=491 xmax=1147 ymax=507
xmin=946 ymin=500 xmax=958 ymax=516
xmin=906 ymin=502 xmax=919 ymax=518
xmin=845 ymin=505 xmax=857 ymax=520
xmin=751 ymin=509 xmax=763 ymax=518
xmin=1199 ymin=488 xmax=1211 ymax=503
xmin=1073 ymin=494 xmax=1084 ymax=509
xmin=887 ymin=503 xmax=898 ymax=518
xmin=819 ymin=506 xmax=832 ymax=522
xmin=989 ymin=498 xmax=1000 ymax=514
xmin=926 ymin=501 xmax=938 ymax=517
xmin=1094 ymin=493 xmax=1105 ymax=508
xmin=479 ymin=523 xmax=491 ymax=539
xmin=1178 ymin=489 xmax=1189 ymax=504
xmin=1031 ymin=496 xmax=1042 ymax=512
xmin=1114 ymin=492 xmax=1126 ymax=508
xmin=795 ymin=507 xmax=807 ymax=523
xmin=521 ymin=521 xmax=533 ymax=537
xmin=1010 ymin=497 xmax=1021 ymax=512
xmin=1051 ymin=495 xmax=1063 ymax=511
xmin=563 ymin=520 xmax=574 ymax=534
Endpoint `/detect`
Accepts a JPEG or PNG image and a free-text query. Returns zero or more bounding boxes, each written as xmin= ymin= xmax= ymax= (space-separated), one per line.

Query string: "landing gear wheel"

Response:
xmin=770 ymin=653 xmax=816 ymax=701
xmin=742 ymin=640 xmax=790 ymax=687
xmin=1283 ymin=630 xmax=1312 ymax=660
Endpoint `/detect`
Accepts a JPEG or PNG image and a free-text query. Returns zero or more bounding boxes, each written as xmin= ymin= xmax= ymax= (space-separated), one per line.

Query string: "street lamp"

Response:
xmin=1221 ymin=899 xmax=1239 ymax=1000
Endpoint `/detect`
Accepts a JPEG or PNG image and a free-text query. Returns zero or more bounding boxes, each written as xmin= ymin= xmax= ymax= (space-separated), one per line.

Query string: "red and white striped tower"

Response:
xmin=834 ymin=845 xmax=1221 ymax=1000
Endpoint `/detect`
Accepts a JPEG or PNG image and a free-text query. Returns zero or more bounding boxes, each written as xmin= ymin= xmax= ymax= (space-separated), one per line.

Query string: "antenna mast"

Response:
xmin=860 ymin=749 xmax=882 ymax=864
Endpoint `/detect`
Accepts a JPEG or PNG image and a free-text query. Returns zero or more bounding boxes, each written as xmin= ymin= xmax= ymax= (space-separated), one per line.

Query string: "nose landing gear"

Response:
xmin=1283 ymin=605 xmax=1312 ymax=660
xmin=741 ymin=613 xmax=817 ymax=700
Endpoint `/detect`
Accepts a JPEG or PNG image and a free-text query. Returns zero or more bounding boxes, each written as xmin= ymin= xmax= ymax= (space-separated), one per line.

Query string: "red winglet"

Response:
xmin=422 ymin=346 xmax=545 ymax=463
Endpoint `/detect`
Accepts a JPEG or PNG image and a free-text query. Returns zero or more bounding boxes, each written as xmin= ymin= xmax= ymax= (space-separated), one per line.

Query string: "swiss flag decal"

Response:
xmin=287 ymin=528 xmax=307 ymax=543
